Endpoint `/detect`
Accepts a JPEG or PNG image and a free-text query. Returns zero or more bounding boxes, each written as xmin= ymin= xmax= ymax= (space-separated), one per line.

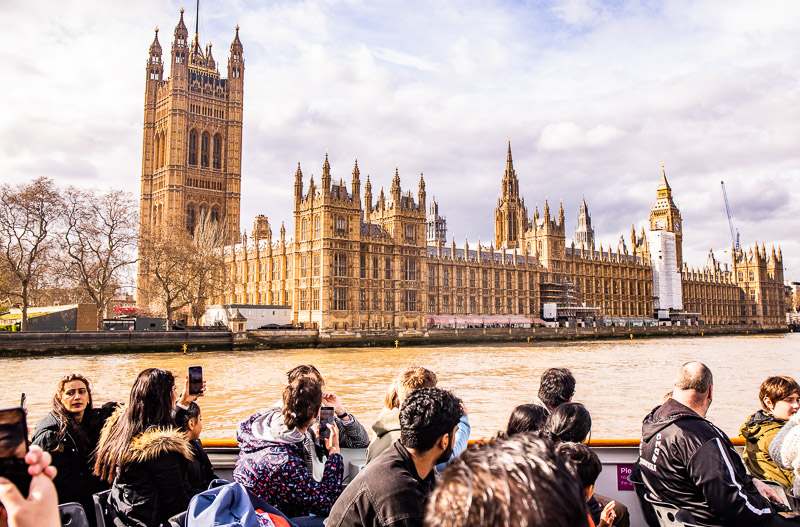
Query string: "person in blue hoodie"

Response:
xmin=234 ymin=377 xmax=343 ymax=525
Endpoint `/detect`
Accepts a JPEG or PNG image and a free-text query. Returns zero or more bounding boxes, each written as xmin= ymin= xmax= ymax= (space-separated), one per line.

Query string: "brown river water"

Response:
xmin=3 ymin=333 xmax=798 ymax=440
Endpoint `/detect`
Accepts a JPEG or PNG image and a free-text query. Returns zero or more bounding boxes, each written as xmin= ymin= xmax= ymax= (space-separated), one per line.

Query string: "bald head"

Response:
xmin=675 ymin=362 xmax=713 ymax=392
xmin=673 ymin=362 xmax=713 ymax=416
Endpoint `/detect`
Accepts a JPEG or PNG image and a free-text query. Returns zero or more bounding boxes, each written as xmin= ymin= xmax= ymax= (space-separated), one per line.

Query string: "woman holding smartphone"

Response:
xmin=94 ymin=368 xmax=194 ymax=527
xmin=234 ymin=377 xmax=343 ymax=525
xmin=31 ymin=374 xmax=118 ymax=525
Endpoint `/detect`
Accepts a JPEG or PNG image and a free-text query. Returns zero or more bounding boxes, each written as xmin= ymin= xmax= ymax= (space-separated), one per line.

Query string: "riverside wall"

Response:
xmin=0 ymin=324 xmax=788 ymax=356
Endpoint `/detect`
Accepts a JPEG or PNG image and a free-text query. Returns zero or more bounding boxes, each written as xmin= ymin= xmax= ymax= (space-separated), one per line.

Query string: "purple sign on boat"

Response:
xmin=617 ymin=464 xmax=634 ymax=491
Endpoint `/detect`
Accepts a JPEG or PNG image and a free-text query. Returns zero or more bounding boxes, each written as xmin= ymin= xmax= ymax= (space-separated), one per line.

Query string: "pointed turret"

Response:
xmin=391 ymin=166 xmax=401 ymax=205
xmin=321 ymin=153 xmax=332 ymax=192
xmin=147 ymin=28 xmax=164 ymax=83
xmin=294 ymin=162 xmax=303 ymax=203
xmin=364 ymin=174 xmax=372 ymax=217
xmin=351 ymin=159 xmax=361 ymax=204
xmin=558 ymin=200 xmax=565 ymax=227
xmin=171 ymin=9 xmax=189 ymax=80
xmin=205 ymin=42 xmax=216 ymax=70
xmin=418 ymin=171 xmax=426 ymax=213
xmin=227 ymin=25 xmax=244 ymax=94
xmin=502 ymin=140 xmax=519 ymax=200
xmin=544 ymin=199 xmax=550 ymax=220
xmin=657 ymin=162 xmax=672 ymax=198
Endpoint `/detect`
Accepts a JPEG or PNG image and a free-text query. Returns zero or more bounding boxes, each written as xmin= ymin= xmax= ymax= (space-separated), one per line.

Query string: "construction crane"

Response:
xmin=720 ymin=181 xmax=740 ymax=252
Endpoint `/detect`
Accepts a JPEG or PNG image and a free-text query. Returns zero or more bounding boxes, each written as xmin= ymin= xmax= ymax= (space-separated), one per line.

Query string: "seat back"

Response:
xmin=92 ymin=489 xmax=112 ymax=527
xmin=168 ymin=510 xmax=187 ymax=527
xmin=59 ymin=502 xmax=90 ymax=527
xmin=645 ymin=497 xmax=704 ymax=527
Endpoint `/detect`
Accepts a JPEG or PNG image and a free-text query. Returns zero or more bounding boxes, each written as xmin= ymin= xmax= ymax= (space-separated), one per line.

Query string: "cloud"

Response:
xmin=1 ymin=0 xmax=799 ymax=280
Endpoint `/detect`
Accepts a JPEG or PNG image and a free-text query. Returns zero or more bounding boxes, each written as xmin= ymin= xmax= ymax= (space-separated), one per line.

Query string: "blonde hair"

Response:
xmin=384 ymin=366 xmax=438 ymax=409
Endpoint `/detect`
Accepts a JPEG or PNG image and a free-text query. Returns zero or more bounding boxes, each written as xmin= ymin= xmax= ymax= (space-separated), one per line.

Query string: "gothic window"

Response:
xmin=482 ymin=297 xmax=489 ymax=314
xmin=201 ymin=132 xmax=210 ymax=167
xmin=336 ymin=216 xmax=346 ymax=234
xmin=456 ymin=297 xmax=463 ymax=314
xmin=428 ymin=295 xmax=436 ymax=314
xmin=210 ymin=207 xmax=219 ymax=223
xmin=186 ymin=204 xmax=196 ymax=235
xmin=506 ymin=272 xmax=512 ymax=289
xmin=373 ymin=258 xmax=379 ymax=279
xmin=405 ymin=290 xmax=417 ymax=311
xmin=385 ymin=258 xmax=392 ymax=280
xmin=456 ymin=269 xmax=463 ymax=287
xmin=188 ymin=130 xmax=198 ymax=165
xmin=405 ymin=258 xmax=416 ymax=281
xmin=360 ymin=255 xmax=366 ymax=278
xmin=312 ymin=289 xmax=320 ymax=310
xmin=494 ymin=272 xmax=500 ymax=289
xmin=300 ymin=290 xmax=309 ymax=310
xmin=443 ymin=268 xmax=449 ymax=287
xmin=385 ymin=290 xmax=394 ymax=311
xmin=470 ymin=297 xmax=476 ymax=313
xmin=372 ymin=290 xmax=379 ymax=310
xmin=360 ymin=289 xmax=367 ymax=310
xmin=495 ymin=297 xmax=501 ymax=313
xmin=482 ymin=270 xmax=488 ymax=288
xmin=429 ymin=268 xmax=436 ymax=287
xmin=314 ymin=217 xmax=321 ymax=238
xmin=470 ymin=270 xmax=476 ymax=288
xmin=301 ymin=219 xmax=308 ymax=241
xmin=405 ymin=225 xmax=414 ymax=242
xmin=333 ymin=288 xmax=347 ymax=310
xmin=213 ymin=134 xmax=222 ymax=169
xmin=334 ymin=253 xmax=347 ymax=277
xmin=300 ymin=256 xmax=308 ymax=278
xmin=443 ymin=296 xmax=450 ymax=312
xmin=313 ymin=254 xmax=320 ymax=276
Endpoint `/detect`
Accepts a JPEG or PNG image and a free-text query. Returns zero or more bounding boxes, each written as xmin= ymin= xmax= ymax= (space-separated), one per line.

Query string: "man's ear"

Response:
xmin=438 ymin=432 xmax=450 ymax=451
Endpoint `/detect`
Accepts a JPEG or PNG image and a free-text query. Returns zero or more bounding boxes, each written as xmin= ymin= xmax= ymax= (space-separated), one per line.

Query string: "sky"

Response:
xmin=1 ymin=0 xmax=799 ymax=281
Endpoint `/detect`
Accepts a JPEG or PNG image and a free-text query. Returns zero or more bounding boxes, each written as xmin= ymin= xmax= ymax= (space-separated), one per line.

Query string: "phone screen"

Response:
xmin=0 ymin=407 xmax=30 ymax=496
xmin=188 ymin=366 xmax=203 ymax=395
xmin=318 ymin=406 xmax=335 ymax=440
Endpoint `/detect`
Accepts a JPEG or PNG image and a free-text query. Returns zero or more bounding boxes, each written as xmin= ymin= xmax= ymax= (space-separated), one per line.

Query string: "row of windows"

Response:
xmin=188 ymin=130 xmax=223 ymax=169
xmin=186 ymin=204 xmax=220 ymax=234
xmin=190 ymin=104 xmax=225 ymax=119
xmin=187 ymin=178 xmax=223 ymax=191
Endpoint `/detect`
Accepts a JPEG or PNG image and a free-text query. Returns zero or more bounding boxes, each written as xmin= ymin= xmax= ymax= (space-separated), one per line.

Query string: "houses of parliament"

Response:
xmin=137 ymin=10 xmax=786 ymax=331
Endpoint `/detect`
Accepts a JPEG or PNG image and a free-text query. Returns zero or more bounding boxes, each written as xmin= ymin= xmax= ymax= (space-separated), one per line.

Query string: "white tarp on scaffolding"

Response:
xmin=649 ymin=231 xmax=683 ymax=311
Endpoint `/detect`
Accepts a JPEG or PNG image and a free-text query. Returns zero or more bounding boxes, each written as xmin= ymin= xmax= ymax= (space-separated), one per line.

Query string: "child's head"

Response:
xmin=556 ymin=442 xmax=602 ymax=501
xmin=177 ymin=401 xmax=203 ymax=440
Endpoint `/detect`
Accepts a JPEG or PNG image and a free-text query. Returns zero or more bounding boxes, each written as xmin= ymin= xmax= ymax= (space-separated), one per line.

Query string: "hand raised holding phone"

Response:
xmin=321 ymin=418 xmax=339 ymax=456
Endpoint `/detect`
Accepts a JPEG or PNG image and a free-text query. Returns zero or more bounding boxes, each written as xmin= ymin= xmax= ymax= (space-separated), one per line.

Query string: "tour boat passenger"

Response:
xmin=532 ymin=367 xmax=576 ymax=414
xmin=558 ymin=442 xmax=617 ymax=527
xmin=31 ymin=373 xmax=118 ymax=525
xmin=366 ymin=366 xmax=470 ymax=469
xmin=234 ymin=377 xmax=343 ymax=524
xmin=546 ymin=402 xmax=592 ymax=444
xmin=426 ymin=433 xmax=589 ymax=527
xmin=94 ymin=368 xmax=198 ymax=527
xmin=741 ymin=375 xmax=800 ymax=488
xmin=504 ymin=403 xmax=549 ymax=436
xmin=175 ymin=401 xmax=218 ymax=494
xmin=285 ymin=365 xmax=369 ymax=473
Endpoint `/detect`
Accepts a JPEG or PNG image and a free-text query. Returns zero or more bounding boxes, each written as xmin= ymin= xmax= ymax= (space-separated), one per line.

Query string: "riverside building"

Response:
xmin=137 ymin=11 xmax=786 ymax=332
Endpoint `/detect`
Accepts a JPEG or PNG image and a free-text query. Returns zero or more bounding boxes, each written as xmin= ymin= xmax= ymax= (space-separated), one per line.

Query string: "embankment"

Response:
xmin=0 ymin=324 xmax=786 ymax=356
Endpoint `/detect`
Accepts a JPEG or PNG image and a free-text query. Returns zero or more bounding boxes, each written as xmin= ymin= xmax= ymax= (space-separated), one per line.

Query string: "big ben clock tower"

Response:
xmin=649 ymin=164 xmax=683 ymax=270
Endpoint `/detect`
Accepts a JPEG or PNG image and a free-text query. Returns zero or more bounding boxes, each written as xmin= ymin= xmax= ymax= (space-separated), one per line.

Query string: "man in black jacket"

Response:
xmin=326 ymin=387 xmax=463 ymax=527
xmin=635 ymin=362 xmax=796 ymax=526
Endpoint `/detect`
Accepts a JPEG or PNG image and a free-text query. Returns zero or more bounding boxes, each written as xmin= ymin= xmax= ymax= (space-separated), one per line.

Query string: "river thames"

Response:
xmin=3 ymin=332 xmax=797 ymax=440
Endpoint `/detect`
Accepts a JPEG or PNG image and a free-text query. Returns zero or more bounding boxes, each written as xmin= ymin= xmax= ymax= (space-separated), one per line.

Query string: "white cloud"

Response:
xmin=1 ymin=0 xmax=799 ymax=280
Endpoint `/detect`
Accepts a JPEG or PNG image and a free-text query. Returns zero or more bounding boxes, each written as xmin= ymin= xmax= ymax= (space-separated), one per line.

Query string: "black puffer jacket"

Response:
xmin=31 ymin=403 xmax=118 ymax=510
xmin=100 ymin=407 xmax=194 ymax=527
xmin=635 ymin=398 xmax=776 ymax=526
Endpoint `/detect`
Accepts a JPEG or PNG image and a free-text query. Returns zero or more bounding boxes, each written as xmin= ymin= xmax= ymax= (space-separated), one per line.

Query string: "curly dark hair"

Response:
xmin=286 ymin=364 xmax=324 ymax=386
xmin=557 ymin=441 xmax=601 ymax=489
xmin=425 ymin=432 xmax=589 ymax=527
xmin=546 ymin=402 xmax=592 ymax=444
xmin=399 ymin=387 xmax=462 ymax=451
xmin=283 ymin=377 xmax=322 ymax=430
xmin=538 ymin=367 xmax=576 ymax=410
xmin=506 ymin=403 xmax=549 ymax=437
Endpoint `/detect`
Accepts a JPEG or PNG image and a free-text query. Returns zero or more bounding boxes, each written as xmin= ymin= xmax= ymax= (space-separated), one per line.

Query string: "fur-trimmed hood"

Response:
xmin=99 ymin=404 xmax=192 ymax=465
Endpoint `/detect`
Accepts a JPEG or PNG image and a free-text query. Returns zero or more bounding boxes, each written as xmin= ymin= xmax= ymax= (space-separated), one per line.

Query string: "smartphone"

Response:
xmin=318 ymin=406 xmax=335 ymax=440
xmin=0 ymin=407 xmax=30 ymax=496
xmin=188 ymin=366 xmax=203 ymax=395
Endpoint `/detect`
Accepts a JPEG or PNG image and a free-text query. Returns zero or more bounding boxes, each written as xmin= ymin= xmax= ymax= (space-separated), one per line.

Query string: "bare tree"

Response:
xmin=138 ymin=215 xmax=230 ymax=330
xmin=61 ymin=187 xmax=139 ymax=330
xmin=182 ymin=212 xmax=229 ymax=324
xmin=0 ymin=177 xmax=62 ymax=331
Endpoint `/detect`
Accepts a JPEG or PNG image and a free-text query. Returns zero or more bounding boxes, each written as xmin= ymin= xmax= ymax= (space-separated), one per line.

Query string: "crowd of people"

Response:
xmin=3 ymin=362 xmax=800 ymax=527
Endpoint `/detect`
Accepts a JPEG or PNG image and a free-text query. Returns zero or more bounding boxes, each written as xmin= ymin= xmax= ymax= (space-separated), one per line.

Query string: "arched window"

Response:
xmin=160 ymin=134 xmax=167 ymax=167
xmin=199 ymin=205 xmax=208 ymax=224
xmin=314 ymin=216 xmax=321 ymax=238
xmin=210 ymin=207 xmax=219 ymax=222
xmin=188 ymin=130 xmax=198 ymax=165
xmin=153 ymin=133 xmax=161 ymax=169
xmin=201 ymin=132 xmax=210 ymax=167
xmin=186 ymin=204 xmax=196 ymax=234
xmin=336 ymin=216 xmax=346 ymax=234
xmin=301 ymin=219 xmax=308 ymax=240
xmin=213 ymin=134 xmax=222 ymax=169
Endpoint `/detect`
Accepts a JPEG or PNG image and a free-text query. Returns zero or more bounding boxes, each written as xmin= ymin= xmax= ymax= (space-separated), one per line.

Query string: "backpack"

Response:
xmin=187 ymin=480 xmax=295 ymax=527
